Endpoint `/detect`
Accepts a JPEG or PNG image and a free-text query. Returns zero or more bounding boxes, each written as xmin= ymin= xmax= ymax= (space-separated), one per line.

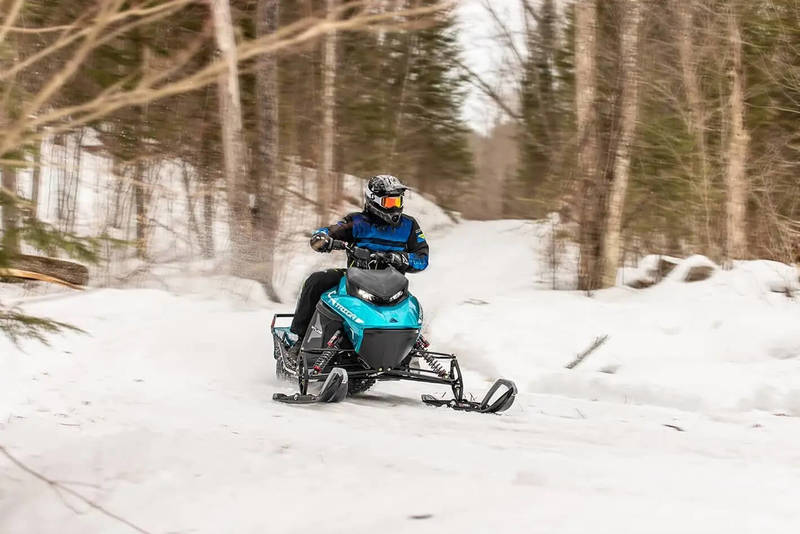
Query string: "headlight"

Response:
xmin=357 ymin=288 xmax=376 ymax=302
xmin=388 ymin=290 xmax=404 ymax=302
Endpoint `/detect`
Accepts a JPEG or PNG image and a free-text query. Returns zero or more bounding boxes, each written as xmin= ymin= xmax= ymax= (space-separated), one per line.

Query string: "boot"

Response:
xmin=286 ymin=339 xmax=302 ymax=370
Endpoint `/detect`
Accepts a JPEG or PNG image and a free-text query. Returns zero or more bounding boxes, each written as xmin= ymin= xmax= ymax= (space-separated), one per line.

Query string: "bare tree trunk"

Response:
xmin=200 ymin=125 xmax=215 ymax=258
xmin=1 ymin=159 xmax=20 ymax=255
xmin=574 ymin=0 xmax=600 ymax=291
xmin=676 ymin=0 xmax=712 ymax=251
xmin=388 ymin=32 xmax=414 ymax=166
xmin=252 ymin=0 xmax=281 ymax=301
xmin=210 ymin=0 xmax=249 ymax=271
xmin=388 ymin=0 xmax=413 ymax=168
xmin=724 ymin=7 xmax=749 ymax=260
xmin=30 ymin=139 xmax=41 ymax=219
xmin=66 ymin=129 xmax=84 ymax=233
xmin=202 ymin=171 xmax=215 ymax=258
xmin=180 ymin=162 xmax=203 ymax=253
xmin=318 ymin=0 xmax=338 ymax=226
xmin=601 ymin=0 xmax=641 ymax=288
xmin=133 ymin=160 xmax=147 ymax=259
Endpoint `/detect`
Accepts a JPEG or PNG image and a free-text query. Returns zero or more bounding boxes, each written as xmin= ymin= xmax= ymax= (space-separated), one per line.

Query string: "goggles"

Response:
xmin=380 ymin=195 xmax=403 ymax=209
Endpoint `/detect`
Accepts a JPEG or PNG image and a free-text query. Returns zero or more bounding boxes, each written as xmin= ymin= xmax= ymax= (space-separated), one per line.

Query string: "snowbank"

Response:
xmin=5 ymin=214 xmax=800 ymax=534
xmin=411 ymin=221 xmax=800 ymax=417
xmin=664 ymin=254 xmax=717 ymax=282
xmin=729 ymin=259 xmax=800 ymax=295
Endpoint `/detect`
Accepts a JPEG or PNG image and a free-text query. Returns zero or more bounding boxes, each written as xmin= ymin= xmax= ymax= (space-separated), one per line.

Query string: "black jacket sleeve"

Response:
xmin=313 ymin=213 xmax=359 ymax=244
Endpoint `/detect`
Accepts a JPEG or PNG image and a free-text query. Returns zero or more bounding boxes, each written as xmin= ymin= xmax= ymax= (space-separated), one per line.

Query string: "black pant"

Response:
xmin=290 ymin=268 xmax=346 ymax=337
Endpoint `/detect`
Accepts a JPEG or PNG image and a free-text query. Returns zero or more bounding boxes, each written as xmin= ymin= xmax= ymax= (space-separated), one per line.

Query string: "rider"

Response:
xmin=288 ymin=174 xmax=429 ymax=361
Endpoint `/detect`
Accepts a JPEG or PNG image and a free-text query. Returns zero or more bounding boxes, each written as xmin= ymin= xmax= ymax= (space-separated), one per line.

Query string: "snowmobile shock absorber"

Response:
xmin=414 ymin=336 xmax=445 ymax=377
xmin=312 ymin=330 xmax=341 ymax=375
xmin=422 ymin=353 xmax=447 ymax=378
xmin=326 ymin=330 xmax=342 ymax=348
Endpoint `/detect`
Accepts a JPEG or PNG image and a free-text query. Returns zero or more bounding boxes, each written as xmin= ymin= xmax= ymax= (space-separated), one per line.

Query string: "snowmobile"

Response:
xmin=271 ymin=240 xmax=517 ymax=414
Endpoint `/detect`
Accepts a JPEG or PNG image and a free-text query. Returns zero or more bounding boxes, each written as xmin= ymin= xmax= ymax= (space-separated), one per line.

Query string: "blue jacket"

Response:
xmin=315 ymin=212 xmax=429 ymax=272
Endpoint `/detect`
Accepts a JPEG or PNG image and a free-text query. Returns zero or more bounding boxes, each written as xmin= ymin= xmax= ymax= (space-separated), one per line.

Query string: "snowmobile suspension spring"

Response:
xmin=313 ymin=330 xmax=341 ymax=374
xmin=312 ymin=350 xmax=334 ymax=375
xmin=422 ymin=353 xmax=447 ymax=378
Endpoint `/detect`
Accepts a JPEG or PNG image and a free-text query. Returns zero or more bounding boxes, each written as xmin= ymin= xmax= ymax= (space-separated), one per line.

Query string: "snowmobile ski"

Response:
xmin=273 ymin=367 xmax=348 ymax=404
xmin=422 ymin=379 xmax=517 ymax=414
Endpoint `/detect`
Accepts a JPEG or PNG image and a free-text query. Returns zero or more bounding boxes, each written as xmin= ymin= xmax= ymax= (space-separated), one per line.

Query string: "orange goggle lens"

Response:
xmin=380 ymin=196 xmax=403 ymax=209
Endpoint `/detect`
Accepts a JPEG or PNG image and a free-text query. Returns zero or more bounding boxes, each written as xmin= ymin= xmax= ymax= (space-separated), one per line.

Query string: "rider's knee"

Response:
xmin=307 ymin=270 xmax=329 ymax=285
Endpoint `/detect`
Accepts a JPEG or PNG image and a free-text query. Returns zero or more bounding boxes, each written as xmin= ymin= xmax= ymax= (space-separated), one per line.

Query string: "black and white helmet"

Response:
xmin=364 ymin=174 xmax=408 ymax=227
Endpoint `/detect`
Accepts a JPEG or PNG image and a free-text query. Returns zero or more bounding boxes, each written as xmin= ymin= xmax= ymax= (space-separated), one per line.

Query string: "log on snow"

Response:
xmin=4 ymin=255 xmax=89 ymax=286
xmin=0 ymin=268 xmax=85 ymax=290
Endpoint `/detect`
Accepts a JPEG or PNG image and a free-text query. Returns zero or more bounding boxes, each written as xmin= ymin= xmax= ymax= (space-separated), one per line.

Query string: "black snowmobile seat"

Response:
xmin=346 ymin=266 xmax=408 ymax=302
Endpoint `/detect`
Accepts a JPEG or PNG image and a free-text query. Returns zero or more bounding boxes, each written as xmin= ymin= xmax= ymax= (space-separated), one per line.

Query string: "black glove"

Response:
xmin=310 ymin=232 xmax=333 ymax=253
xmin=384 ymin=251 xmax=409 ymax=271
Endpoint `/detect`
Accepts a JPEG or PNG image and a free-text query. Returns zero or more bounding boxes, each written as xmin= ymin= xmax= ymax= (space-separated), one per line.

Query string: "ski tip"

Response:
xmin=420 ymin=379 xmax=517 ymax=414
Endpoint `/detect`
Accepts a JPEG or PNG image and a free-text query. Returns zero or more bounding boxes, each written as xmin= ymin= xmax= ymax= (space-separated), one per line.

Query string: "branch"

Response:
xmin=0 ymin=0 xmax=196 ymax=84
xmin=1 ymin=0 xmax=454 ymax=155
xmin=452 ymin=56 xmax=522 ymax=122
xmin=0 ymin=0 xmax=24 ymax=46
xmin=520 ymin=0 xmax=543 ymax=25
xmin=565 ymin=335 xmax=609 ymax=369
xmin=0 ymin=445 xmax=151 ymax=533
xmin=482 ymin=0 xmax=525 ymax=67
xmin=22 ymin=0 xmax=125 ymax=120
xmin=4 ymin=24 xmax=75 ymax=34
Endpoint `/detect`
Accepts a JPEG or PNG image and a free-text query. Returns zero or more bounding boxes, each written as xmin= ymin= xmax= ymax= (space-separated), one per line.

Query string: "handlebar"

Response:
xmin=328 ymin=239 xmax=391 ymax=270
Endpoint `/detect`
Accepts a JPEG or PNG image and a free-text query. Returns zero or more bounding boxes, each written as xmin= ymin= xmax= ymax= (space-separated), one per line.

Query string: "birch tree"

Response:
xmin=675 ymin=0 xmax=712 ymax=250
xmin=600 ymin=0 xmax=641 ymax=287
xmin=318 ymin=0 xmax=338 ymax=226
xmin=252 ymin=0 xmax=280 ymax=299
xmin=724 ymin=5 xmax=749 ymax=260
xmin=574 ymin=0 xmax=600 ymax=290
xmin=210 ymin=0 xmax=249 ymax=272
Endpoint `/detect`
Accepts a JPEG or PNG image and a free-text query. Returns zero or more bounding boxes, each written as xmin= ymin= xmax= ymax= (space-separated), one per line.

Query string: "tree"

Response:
xmin=389 ymin=1 xmax=474 ymax=200
xmin=675 ymin=0 xmax=712 ymax=251
xmin=600 ymin=0 xmax=641 ymax=287
xmin=724 ymin=4 xmax=749 ymax=260
xmin=335 ymin=1 xmax=473 ymax=204
xmin=211 ymin=0 xmax=249 ymax=274
xmin=318 ymin=0 xmax=338 ymax=225
xmin=0 ymin=0 xmax=453 ymax=342
xmin=250 ymin=0 xmax=281 ymax=299
xmin=574 ymin=0 xmax=600 ymax=290
xmin=517 ymin=0 xmax=561 ymax=208
xmin=1 ymin=160 xmax=20 ymax=255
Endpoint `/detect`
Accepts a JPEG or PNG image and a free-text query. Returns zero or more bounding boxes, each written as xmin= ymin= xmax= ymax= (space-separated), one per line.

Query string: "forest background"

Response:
xmin=1 ymin=0 xmax=800 ymax=335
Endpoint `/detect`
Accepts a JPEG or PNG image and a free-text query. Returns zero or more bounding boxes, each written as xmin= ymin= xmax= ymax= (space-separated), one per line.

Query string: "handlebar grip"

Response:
xmin=330 ymin=239 xmax=348 ymax=250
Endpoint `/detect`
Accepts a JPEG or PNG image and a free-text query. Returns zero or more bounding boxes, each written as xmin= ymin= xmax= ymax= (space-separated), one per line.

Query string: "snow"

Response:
xmin=730 ymin=259 xmax=800 ymax=295
xmin=665 ymin=254 xmax=718 ymax=282
xmin=3 ymin=212 xmax=800 ymax=533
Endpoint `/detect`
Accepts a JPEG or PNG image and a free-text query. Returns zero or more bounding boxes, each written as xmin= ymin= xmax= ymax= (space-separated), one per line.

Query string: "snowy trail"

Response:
xmin=3 ymin=221 xmax=800 ymax=533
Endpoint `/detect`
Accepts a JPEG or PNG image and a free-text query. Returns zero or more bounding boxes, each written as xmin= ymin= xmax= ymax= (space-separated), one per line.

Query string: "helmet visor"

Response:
xmin=380 ymin=195 xmax=403 ymax=209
